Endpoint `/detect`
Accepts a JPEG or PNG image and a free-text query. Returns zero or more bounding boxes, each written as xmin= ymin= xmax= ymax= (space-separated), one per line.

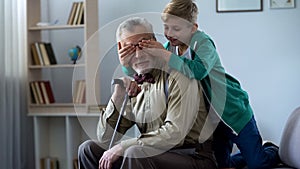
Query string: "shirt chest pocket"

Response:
xmin=134 ymin=86 xmax=167 ymax=124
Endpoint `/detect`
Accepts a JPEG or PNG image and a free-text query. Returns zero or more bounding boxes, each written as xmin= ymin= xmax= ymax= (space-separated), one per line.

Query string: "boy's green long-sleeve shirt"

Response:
xmin=122 ymin=30 xmax=253 ymax=134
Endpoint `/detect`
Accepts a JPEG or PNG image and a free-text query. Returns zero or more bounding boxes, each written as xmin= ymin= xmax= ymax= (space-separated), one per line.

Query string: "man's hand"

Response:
xmin=99 ymin=144 xmax=124 ymax=169
xmin=118 ymin=42 xmax=135 ymax=67
xmin=127 ymin=80 xmax=141 ymax=97
xmin=139 ymin=40 xmax=172 ymax=62
xmin=111 ymin=77 xmax=140 ymax=109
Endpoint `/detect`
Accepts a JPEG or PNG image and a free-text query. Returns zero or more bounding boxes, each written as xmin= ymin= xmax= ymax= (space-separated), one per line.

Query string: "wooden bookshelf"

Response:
xmin=26 ymin=0 xmax=100 ymax=168
xmin=28 ymin=24 xmax=84 ymax=31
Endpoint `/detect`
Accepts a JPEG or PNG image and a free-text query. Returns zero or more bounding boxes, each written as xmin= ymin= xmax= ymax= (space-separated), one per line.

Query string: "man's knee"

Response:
xmin=79 ymin=140 xmax=93 ymax=153
xmin=124 ymin=145 xmax=162 ymax=159
xmin=78 ymin=140 xmax=101 ymax=158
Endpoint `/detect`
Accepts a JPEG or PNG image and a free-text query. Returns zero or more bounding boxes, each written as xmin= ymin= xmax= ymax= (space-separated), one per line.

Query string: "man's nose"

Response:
xmin=135 ymin=47 xmax=143 ymax=58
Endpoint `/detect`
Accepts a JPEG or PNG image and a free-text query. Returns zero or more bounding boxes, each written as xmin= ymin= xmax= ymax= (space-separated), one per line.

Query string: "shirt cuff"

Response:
xmin=120 ymin=138 xmax=139 ymax=150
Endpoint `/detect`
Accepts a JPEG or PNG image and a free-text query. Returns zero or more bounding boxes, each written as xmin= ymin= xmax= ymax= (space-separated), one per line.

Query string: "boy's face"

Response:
xmin=163 ymin=16 xmax=197 ymax=47
xmin=120 ymin=27 xmax=157 ymax=74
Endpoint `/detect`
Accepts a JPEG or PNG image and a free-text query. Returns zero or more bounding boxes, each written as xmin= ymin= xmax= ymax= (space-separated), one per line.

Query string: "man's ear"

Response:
xmin=192 ymin=23 xmax=198 ymax=34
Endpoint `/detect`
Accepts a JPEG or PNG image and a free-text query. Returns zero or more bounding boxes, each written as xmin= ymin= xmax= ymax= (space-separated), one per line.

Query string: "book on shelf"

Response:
xmin=40 ymin=157 xmax=59 ymax=169
xmin=31 ymin=43 xmax=41 ymax=65
xmin=44 ymin=43 xmax=57 ymax=64
xmin=76 ymin=2 xmax=84 ymax=25
xmin=31 ymin=42 xmax=57 ymax=66
xmin=73 ymin=80 xmax=86 ymax=104
xmin=40 ymin=82 xmax=50 ymax=104
xmin=30 ymin=81 xmax=55 ymax=104
xmin=73 ymin=158 xmax=78 ymax=169
xmin=34 ymin=42 xmax=45 ymax=65
xmin=43 ymin=81 xmax=55 ymax=103
xmin=30 ymin=82 xmax=39 ymax=104
xmin=73 ymin=80 xmax=80 ymax=103
xmin=39 ymin=43 xmax=51 ymax=65
xmin=79 ymin=80 xmax=86 ymax=103
xmin=67 ymin=2 xmax=84 ymax=25
xmin=72 ymin=2 xmax=83 ymax=25
xmin=67 ymin=2 xmax=77 ymax=25
xmin=34 ymin=81 xmax=44 ymax=104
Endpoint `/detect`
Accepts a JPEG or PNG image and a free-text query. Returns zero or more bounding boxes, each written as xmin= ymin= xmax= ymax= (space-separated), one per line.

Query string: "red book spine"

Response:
xmin=43 ymin=81 xmax=55 ymax=103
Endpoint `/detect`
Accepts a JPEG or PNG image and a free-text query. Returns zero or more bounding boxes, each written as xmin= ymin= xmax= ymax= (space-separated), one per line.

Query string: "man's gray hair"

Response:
xmin=116 ymin=17 xmax=154 ymax=41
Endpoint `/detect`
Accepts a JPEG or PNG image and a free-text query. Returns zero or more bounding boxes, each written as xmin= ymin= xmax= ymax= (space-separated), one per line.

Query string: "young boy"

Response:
xmin=120 ymin=0 xmax=281 ymax=168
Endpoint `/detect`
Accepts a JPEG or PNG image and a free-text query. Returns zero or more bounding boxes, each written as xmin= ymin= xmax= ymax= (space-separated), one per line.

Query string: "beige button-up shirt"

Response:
xmin=97 ymin=69 xmax=209 ymax=151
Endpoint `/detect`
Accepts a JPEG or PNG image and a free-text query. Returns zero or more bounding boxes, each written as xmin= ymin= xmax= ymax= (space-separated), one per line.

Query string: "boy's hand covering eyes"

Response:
xmin=117 ymin=42 xmax=135 ymax=67
xmin=139 ymin=40 xmax=172 ymax=62
xmin=139 ymin=40 xmax=164 ymax=49
xmin=139 ymin=40 xmax=165 ymax=55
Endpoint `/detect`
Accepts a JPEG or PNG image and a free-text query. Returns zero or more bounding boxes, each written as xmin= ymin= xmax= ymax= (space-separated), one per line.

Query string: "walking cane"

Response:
xmin=108 ymin=79 xmax=129 ymax=149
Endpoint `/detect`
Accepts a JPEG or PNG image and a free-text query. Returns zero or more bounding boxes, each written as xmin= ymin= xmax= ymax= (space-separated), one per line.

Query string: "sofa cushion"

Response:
xmin=279 ymin=107 xmax=300 ymax=169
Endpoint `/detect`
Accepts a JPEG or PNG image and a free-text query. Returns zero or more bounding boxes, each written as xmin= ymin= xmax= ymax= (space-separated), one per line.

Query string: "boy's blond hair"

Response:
xmin=162 ymin=0 xmax=198 ymax=23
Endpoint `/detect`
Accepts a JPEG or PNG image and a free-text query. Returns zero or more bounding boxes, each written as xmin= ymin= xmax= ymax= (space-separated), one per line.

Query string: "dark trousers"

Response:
xmin=78 ymin=140 xmax=217 ymax=169
xmin=213 ymin=116 xmax=280 ymax=169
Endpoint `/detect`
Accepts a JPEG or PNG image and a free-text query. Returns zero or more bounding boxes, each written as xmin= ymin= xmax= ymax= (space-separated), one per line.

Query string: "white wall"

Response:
xmin=97 ymin=0 xmax=300 ymax=144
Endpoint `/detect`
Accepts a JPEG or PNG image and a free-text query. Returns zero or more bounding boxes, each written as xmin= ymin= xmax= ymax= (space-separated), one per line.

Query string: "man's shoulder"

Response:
xmin=168 ymin=69 xmax=198 ymax=87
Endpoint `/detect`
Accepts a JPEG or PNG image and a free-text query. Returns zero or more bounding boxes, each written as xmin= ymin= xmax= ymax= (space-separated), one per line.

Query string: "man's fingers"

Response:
xmin=118 ymin=42 xmax=122 ymax=50
xmin=99 ymin=158 xmax=104 ymax=169
xmin=99 ymin=156 xmax=111 ymax=169
xmin=107 ymin=161 xmax=112 ymax=169
xmin=128 ymin=81 xmax=141 ymax=97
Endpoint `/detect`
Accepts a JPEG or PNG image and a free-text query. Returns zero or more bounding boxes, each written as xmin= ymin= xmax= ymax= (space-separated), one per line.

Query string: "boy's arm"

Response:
xmin=122 ymin=66 xmax=135 ymax=76
xmin=167 ymin=31 xmax=220 ymax=80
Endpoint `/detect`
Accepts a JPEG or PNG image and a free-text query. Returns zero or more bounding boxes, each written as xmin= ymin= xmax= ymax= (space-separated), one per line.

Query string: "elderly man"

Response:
xmin=78 ymin=17 xmax=217 ymax=169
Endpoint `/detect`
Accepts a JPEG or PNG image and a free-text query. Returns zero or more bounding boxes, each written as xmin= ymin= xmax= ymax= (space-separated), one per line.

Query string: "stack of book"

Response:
xmin=73 ymin=80 xmax=86 ymax=104
xmin=73 ymin=158 xmax=78 ymax=169
xmin=67 ymin=1 xmax=84 ymax=25
xmin=40 ymin=157 xmax=59 ymax=169
xmin=30 ymin=81 xmax=55 ymax=104
xmin=31 ymin=42 xmax=57 ymax=66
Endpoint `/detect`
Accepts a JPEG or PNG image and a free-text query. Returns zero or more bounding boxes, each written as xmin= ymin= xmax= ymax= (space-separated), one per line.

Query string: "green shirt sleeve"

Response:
xmin=167 ymin=31 xmax=220 ymax=81
xmin=122 ymin=66 xmax=136 ymax=76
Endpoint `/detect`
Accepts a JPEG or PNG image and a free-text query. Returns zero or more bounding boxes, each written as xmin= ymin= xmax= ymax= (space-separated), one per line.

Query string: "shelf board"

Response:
xmin=29 ymin=103 xmax=86 ymax=115
xmin=28 ymin=112 xmax=100 ymax=117
xmin=28 ymin=24 xmax=84 ymax=31
xmin=29 ymin=103 xmax=85 ymax=107
xmin=28 ymin=104 xmax=105 ymax=116
xmin=29 ymin=64 xmax=85 ymax=69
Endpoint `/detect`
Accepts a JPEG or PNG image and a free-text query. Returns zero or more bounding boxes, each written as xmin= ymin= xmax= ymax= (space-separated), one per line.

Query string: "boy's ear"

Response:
xmin=192 ymin=23 xmax=198 ymax=34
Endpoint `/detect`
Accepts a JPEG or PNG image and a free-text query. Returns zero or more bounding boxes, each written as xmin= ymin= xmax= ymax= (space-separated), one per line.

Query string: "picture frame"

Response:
xmin=270 ymin=0 xmax=295 ymax=9
xmin=216 ymin=0 xmax=263 ymax=13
